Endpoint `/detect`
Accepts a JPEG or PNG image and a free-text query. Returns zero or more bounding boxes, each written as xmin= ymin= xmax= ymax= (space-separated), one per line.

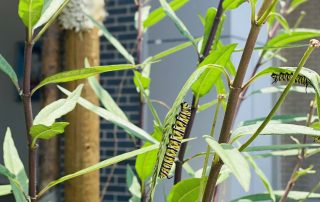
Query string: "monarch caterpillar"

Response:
xmin=271 ymin=72 xmax=312 ymax=92
xmin=159 ymin=102 xmax=191 ymax=179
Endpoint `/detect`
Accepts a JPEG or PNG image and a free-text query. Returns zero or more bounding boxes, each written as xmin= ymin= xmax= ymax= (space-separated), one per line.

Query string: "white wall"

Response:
xmin=145 ymin=1 xmax=274 ymax=201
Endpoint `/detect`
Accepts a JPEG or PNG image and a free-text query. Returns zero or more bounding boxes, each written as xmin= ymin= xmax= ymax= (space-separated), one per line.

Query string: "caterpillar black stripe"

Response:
xmin=159 ymin=102 xmax=191 ymax=179
xmin=271 ymin=72 xmax=312 ymax=92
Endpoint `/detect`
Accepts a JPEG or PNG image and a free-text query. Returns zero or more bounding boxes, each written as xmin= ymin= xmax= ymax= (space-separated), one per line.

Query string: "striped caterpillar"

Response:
xmin=159 ymin=102 xmax=191 ymax=179
xmin=271 ymin=72 xmax=312 ymax=92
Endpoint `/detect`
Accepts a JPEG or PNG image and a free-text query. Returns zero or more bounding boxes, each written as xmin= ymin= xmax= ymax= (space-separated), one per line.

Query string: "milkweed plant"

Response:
xmin=1 ymin=0 xmax=320 ymax=202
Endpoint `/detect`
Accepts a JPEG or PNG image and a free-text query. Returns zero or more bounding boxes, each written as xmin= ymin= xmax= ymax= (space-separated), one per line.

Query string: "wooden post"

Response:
xmin=64 ymin=29 xmax=100 ymax=202
xmin=40 ymin=22 xmax=61 ymax=192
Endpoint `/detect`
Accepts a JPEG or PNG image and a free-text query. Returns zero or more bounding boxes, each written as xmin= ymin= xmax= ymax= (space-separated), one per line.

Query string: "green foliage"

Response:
xmin=192 ymin=44 xmax=236 ymax=97
xmin=126 ymin=165 xmax=141 ymax=202
xmin=0 ymin=185 xmax=11 ymax=197
xmin=233 ymin=123 xmax=320 ymax=138
xmin=269 ymin=12 xmax=290 ymax=32
xmin=135 ymin=126 xmax=162 ymax=182
xmin=159 ymin=0 xmax=196 ymax=46
xmin=3 ymin=128 xmax=28 ymax=202
xmin=223 ymin=0 xmax=247 ymax=11
xmin=32 ymin=64 xmax=137 ymax=94
xmin=246 ymin=154 xmax=275 ymax=202
xmin=0 ymin=55 xmax=19 ymax=91
xmin=149 ymin=64 xmax=217 ymax=200
xmin=58 ymin=86 xmax=158 ymax=144
xmin=144 ymin=0 xmax=189 ymax=29
xmin=167 ymin=178 xmax=203 ymax=202
xmin=205 ymin=136 xmax=251 ymax=191
xmin=30 ymin=122 xmax=69 ymax=147
xmin=231 ymin=191 xmax=320 ymax=201
xmin=18 ymin=0 xmax=44 ymax=28
xmin=200 ymin=8 xmax=225 ymax=54
xmin=87 ymin=14 xmax=135 ymax=64
xmin=33 ymin=84 xmax=83 ymax=126
xmin=38 ymin=143 xmax=159 ymax=196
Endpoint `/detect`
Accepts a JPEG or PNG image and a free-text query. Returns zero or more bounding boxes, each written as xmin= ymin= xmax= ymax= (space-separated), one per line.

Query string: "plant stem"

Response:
xmin=202 ymin=1 xmax=276 ymax=200
xmin=174 ymin=0 xmax=225 ymax=185
xmin=198 ymin=97 xmax=223 ymax=201
xmin=239 ymin=42 xmax=317 ymax=151
xmin=22 ymin=39 xmax=36 ymax=201
xmin=279 ymin=97 xmax=317 ymax=202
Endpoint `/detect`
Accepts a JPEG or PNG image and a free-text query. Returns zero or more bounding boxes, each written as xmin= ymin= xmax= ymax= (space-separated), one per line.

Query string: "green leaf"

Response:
xmin=126 ymin=165 xmax=141 ymax=200
xmin=33 ymin=84 xmax=83 ymax=126
xmin=246 ymin=86 xmax=315 ymax=99
xmin=18 ymin=0 xmax=44 ymax=28
xmin=167 ymin=178 xmax=202 ymax=202
xmin=269 ymin=12 xmax=290 ymax=33
xmin=266 ymin=29 xmax=320 ymax=48
xmin=0 ymin=55 xmax=20 ymax=91
xmin=32 ymin=64 xmax=137 ymax=94
xmin=239 ymin=114 xmax=312 ymax=127
xmin=0 ymin=164 xmax=15 ymax=179
xmin=192 ymin=44 xmax=237 ymax=97
xmin=88 ymin=76 xmax=128 ymax=120
xmin=198 ymin=99 xmax=218 ymax=112
xmin=86 ymin=14 xmax=135 ymax=64
xmin=143 ymin=0 xmax=189 ymax=29
xmin=159 ymin=0 xmax=196 ymax=46
xmin=85 ymin=59 xmax=128 ymax=120
xmin=246 ymin=154 xmax=275 ymax=202
xmin=58 ymin=86 xmax=158 ymax=144
xmin=231 ymin=191 xmax=320 ymax=201
xmin=33 ymin=0 xmax=66 ymax=29
xmin=149 ymin=64 xmax=219 ymax=200
xmin=288 ymin=0 xmax=308 ymax=13
xmin=200 ymin=8 xmax=225 ymax=54
xmin=251 ymin=66 xmax=320 ymax=120
xmin=233 ymin=123 xmax=320 ymax=138
xmin=135 ymin=126 xmax=162 ymax=182
xmin=3 ymin=128 xmax=28 ymax=202
xmin=133 ymin=71 xmax=151 ymax=91
xmin=39 ymin=143 xmax=159 ymax=196
xmin=0 ymin=185 xmax=11 ymax=196
xmin=30 ymin=122 xmax=69 ymax=146
xmin=223 ymin=0 xmax=247 ymax=10
xmin=245 ymin=143 xmax=320 ymax=152
xmin=147 ymin=38 xmax=201 ymax=63
xmin=205 ymin=136 xmax=251 ymax=191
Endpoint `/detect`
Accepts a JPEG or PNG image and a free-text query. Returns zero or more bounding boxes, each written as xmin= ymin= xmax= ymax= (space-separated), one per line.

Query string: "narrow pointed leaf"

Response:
xmin=33 ymin=85 xmax=83 ymax=126
xmin=0 ymin=55 xmax=19 ymax=91
xmin=32 ymin=64 xmax=136 ymax=94
xmin=58 ymin=86 xmax=157 ymax=144
xmin=144 ymin=0 xmax=189 ymax=29
xmin=3 ymin=128 xmax=28 ymax=202
xmin=0 ymin=185 xmax=11 ymax=196
xmin=205 ymin=136 xmax=251 ymax=191
xmin=126 ymin=165 xmax=141 ymax=199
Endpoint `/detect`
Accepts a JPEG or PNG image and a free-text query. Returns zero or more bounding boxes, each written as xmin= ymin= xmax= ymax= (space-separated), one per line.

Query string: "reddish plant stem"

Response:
xmin=174 ymin=0 xmax=225 ymax=185
xmin=22 ymin=40 xmax=36 ymax=201
xmin=279 ymin=99 xmax=316 ymax=202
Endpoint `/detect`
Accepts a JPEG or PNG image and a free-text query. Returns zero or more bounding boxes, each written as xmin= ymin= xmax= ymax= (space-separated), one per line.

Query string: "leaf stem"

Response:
xmin=279 ymin=96 xmax=317 ymax=202
xmin=198 ymin=96 xmax=223 ymax=201
xmin=239 ymin=41 xmax=318 ymax=152
xmin=22 ymin=39 xmax=36 ymax=201
xmin=202 ymin=1 xmax=276 ymax=200
xmin=173 ymin=0 xmax=225 ymax=185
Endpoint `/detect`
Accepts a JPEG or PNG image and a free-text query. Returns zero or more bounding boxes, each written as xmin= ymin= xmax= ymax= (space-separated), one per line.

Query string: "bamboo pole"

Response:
xmin=64 ymin=29 xmax=100 ymax=202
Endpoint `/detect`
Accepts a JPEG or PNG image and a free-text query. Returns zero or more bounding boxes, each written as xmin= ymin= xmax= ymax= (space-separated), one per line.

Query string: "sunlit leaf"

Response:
xmin=18 ymin=0 xmax=44 ymax=28
xmin=33 ymin=85 xmax=83 ymax=126
xmin=167 ymin=178 xmax=203 ymax=202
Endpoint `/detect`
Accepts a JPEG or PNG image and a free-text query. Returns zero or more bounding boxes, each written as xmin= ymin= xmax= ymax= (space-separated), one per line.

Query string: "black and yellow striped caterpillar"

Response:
xmin=271 ymin=72 xmax=312 ymax=91
xmin=159 ymin=102 xmax=191 ymax=179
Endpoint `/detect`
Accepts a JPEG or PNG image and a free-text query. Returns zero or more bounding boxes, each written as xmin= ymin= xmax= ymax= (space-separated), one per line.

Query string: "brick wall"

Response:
xmin=99 ymin=0 xmax=140 ymax=201
xmin=279 ymin=0 xmax=320 ymax=195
